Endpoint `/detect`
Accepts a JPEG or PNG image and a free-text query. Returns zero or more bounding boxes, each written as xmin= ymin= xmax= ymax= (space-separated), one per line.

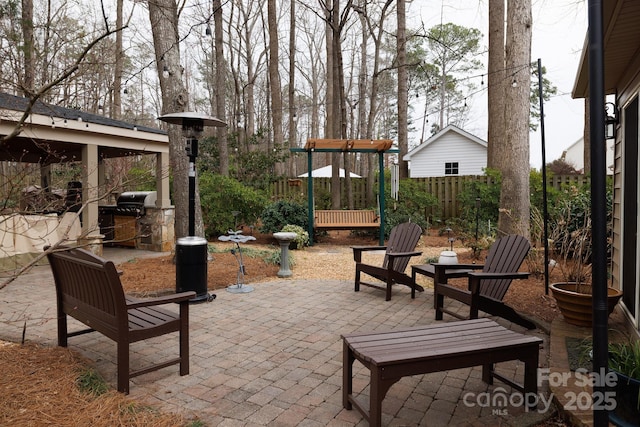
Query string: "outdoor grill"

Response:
xmin=114 ymin=191 xmax=157 ymax=216
xmin=99 ymin=191 xmax=157 ymax=246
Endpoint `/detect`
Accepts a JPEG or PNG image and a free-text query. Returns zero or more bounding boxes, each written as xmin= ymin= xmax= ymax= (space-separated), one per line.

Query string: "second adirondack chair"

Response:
xmin=433 ymin=234 xmax=536 ymax=329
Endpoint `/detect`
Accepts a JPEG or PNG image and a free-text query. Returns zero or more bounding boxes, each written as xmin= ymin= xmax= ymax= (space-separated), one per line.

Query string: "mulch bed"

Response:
xmin=0 ymin=341 xmax=186 ymax=426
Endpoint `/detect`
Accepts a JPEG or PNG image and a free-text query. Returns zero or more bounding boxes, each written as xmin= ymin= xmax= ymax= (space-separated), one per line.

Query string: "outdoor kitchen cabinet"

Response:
xmin=98 ymin=191 xmax=156 ymax=248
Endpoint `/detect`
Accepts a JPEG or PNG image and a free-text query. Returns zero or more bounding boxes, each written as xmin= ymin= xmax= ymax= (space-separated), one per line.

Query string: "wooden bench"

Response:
xmin=342 ymin=318 xmax=543 ymax=426
xmin=46 ymin=246 xmax=196 ymax=394
xmin=314 ymin=209 xmax=380 ymax=230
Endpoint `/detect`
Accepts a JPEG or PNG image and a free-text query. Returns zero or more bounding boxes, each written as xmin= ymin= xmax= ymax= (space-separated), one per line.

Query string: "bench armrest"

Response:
xmin=126 ymin=291 xmax=196 ymax=309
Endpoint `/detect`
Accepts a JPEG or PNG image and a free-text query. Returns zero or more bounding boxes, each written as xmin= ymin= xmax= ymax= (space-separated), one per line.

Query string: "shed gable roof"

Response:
xmin=404 ymin=125 xmax=487 ymax=160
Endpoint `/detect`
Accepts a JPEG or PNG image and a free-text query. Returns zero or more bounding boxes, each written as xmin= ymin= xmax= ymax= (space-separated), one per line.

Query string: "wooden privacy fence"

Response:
xmin=270 ymin=175 xmax=589 ymax=220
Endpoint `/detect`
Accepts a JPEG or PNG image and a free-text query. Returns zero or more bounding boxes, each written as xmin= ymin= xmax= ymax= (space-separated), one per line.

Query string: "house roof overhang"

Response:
xmin=572 ymin=0 xmax=640 ymax=99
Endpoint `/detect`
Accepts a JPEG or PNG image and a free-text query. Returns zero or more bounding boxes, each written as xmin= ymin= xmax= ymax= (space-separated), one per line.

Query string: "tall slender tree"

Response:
xmin=288 ymin=0 xmax=297 ymax=176
xmin=213 ymin=0 xmax=228 ymax=176
xmin=487 ymin=0 xmax=505 ymax=168
xmin=353 ymin=0 xmax=393 ymax=206
xmin=397 ymin=0 xmax=408 ymax=178
xmin=148 ymin=0 xmax=200 ymax=238
xmin=20 ymin=0 xmax=35 ymax=96
xmin=497 ymin=0 xmax=532 ymax=237
xmin=267 ymin=0 xmax=284 ymax=176
xmin=112 ymin=0 xmax=124 ymax=120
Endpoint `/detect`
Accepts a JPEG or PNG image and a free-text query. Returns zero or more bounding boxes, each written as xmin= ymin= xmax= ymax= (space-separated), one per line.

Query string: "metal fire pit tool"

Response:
xmin=218 ymin=230 xmax=256 ymax=293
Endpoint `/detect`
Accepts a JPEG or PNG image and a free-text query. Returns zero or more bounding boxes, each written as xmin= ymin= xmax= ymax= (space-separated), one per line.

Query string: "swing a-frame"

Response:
xmin=290 ymin=138 xmax=399 ymax=245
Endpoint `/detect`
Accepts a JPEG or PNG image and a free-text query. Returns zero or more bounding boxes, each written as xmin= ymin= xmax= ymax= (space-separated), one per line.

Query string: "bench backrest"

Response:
xmin=480 ymin=234 xmax=530 ymax=301
xmin=47 ymin=247 xmax=127 ymax=341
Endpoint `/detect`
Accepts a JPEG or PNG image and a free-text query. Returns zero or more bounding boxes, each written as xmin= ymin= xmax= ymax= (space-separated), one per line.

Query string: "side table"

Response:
xmin=410 ymin=264 xmax=473 ymax=299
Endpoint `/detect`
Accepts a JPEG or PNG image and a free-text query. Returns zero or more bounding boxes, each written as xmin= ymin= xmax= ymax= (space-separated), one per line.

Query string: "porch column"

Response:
xmin=156 ymin=152 xmax=171 ymax=208
xmin=82 ymin=143 xmax=100 ymax=237
xmin=98 ymin=158 xmax=106 ymax=201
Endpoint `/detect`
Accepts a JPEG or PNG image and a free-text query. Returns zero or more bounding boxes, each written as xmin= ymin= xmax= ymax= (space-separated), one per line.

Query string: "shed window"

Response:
xmin=445 ymin=162 xmax=459 ymax=175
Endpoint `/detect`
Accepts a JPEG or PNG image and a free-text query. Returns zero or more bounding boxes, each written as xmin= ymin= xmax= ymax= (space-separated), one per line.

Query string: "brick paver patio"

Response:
xmin=1 ymin=248 xmax=551 ymax=426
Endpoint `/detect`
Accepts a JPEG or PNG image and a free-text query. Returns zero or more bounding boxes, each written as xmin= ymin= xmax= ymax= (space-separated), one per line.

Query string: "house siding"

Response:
xmin=614 ymin=69 xmax=640 ymax=326
xmin=408 ymin=132 xmax=487 ymax=178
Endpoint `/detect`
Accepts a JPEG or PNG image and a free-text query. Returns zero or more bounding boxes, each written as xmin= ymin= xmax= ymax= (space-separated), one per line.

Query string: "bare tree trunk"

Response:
xmin=268 ymin=0 xmax=284 ymax=176
xmin=214 ymin=0 xmax=229 ymax=176
xmin=397 ymin=0 xmax=408 ymax=178
xmin=357 ymin=12 xmax=368 ymax=181
xmin=498 ymin=0 xmax=531 ymax=238
xmin=356 ymin=0 xmax=393 ymax=206
xmin=112 ymin=0 xmax=123 ymax=120
xmin=287 ymin=0 xmax=297 ymax=176
xmin=487 ymin=0 xmax=505 ymax=169
xmin=148 ymin=0 xmax=194 ymax=238
xmin=331 ymin=0 xmax=351 ymax=209
xmin=21 ymin=0 xmax=35 ymax=96
xmin=322 ymin=1 xmax=340 ymax=209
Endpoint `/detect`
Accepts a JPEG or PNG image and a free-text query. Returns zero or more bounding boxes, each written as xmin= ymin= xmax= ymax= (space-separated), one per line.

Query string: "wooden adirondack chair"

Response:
xmin=353 ymin=222 xmax=423 ymax=301
xmin=433 ymin=234 xmax=536 ymax=329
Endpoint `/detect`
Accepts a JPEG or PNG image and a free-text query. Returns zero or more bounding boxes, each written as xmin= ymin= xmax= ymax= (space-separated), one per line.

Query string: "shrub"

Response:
xmin=382 ymin=178 xmax=435 ymax=238
xmin=281 ymin=224 xmax=309 ymax=249
xmin=548 ymin=181 xmax=613 ymax=282
xmin=455 ymin=168 xmax=501 ymax=237
xmin=259 ymin=200 xmax=308 ymax=233
xmin=199 ymin=173 xmax=268 ymax=238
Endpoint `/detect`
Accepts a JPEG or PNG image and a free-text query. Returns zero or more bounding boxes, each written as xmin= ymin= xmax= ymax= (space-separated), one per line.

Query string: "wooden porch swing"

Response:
xmin=290 ymin=138 xmax=398 ymax=245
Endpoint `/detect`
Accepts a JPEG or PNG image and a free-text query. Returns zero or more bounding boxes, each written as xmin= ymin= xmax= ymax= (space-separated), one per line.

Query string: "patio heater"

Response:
xmin=158 ymin=112 xmax=227 ymax=303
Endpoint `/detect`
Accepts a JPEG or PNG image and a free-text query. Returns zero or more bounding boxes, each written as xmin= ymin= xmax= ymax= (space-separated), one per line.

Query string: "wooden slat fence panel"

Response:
xmin=270 ymin=178 xmax=370 ymax=209
xmin=270 ymin=175 xmax=588 ymax=220
xmin=549 ymin=174 xmax=588 ymax=188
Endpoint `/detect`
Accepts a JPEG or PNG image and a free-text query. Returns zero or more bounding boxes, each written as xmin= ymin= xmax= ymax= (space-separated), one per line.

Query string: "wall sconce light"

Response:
xmin=605 ymin=102 xmax=618 ymax=140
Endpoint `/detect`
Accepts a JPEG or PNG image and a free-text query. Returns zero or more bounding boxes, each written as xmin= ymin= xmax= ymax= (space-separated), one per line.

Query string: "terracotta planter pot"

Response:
xmin=550 ymin=282 xmax=623 ymax=327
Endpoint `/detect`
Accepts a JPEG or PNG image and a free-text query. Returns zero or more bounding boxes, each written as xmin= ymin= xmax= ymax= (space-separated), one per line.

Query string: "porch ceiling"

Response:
xmin=0 ymin=137 xmax=154 ymax=164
